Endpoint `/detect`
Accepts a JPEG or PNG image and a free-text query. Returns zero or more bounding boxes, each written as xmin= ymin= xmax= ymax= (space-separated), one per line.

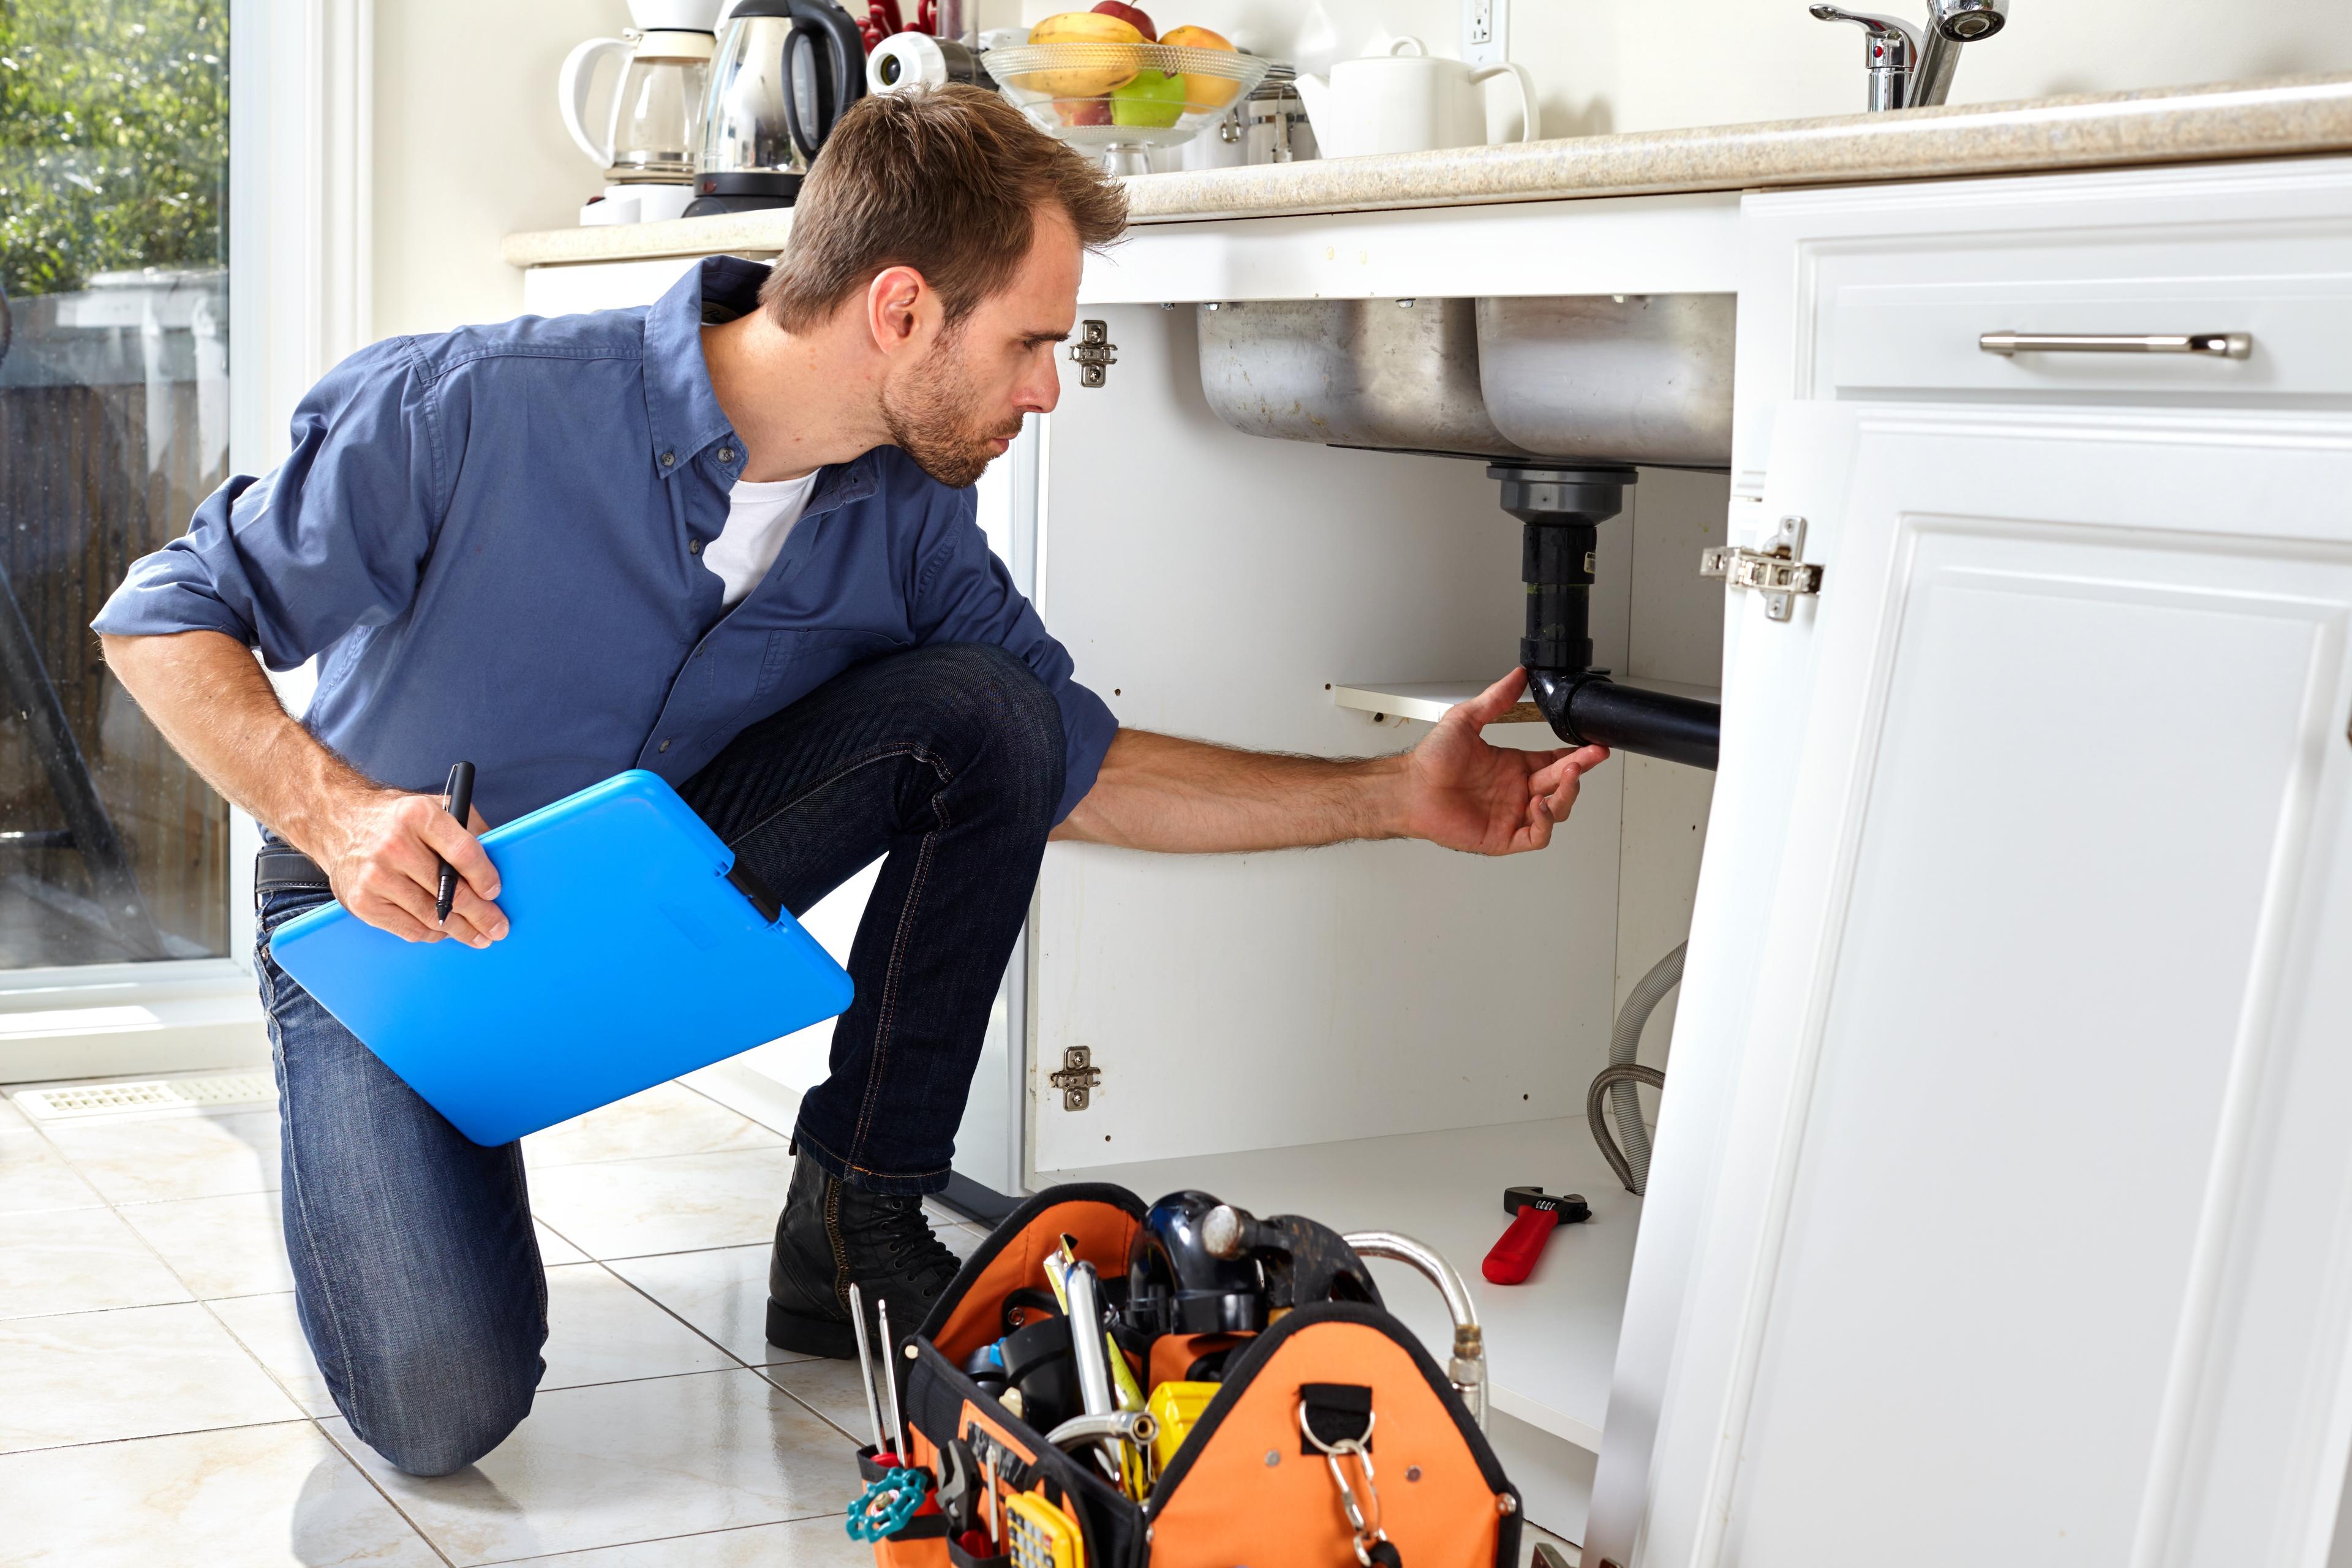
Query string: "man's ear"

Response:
xmin=865 ymin=265 xmax=931 ymax=355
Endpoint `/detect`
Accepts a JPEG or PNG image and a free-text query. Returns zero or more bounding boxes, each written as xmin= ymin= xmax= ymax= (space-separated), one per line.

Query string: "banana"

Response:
xmin=1030 ymin=10 xmax=1145 ymax=43
xmin=1013 ymin=10 xmax=1145 ymax=98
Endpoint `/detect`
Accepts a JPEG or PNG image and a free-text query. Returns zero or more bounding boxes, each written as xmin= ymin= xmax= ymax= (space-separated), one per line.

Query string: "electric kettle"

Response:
xmin=687 ymin=0 xmax=869 ymax=216
xmin=559 ymin=0 xmax=724 ymax=224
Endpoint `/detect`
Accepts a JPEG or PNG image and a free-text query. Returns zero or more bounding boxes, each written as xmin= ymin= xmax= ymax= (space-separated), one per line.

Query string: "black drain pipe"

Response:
xmin=1491 ymin=464 xmax=1722 ymax=773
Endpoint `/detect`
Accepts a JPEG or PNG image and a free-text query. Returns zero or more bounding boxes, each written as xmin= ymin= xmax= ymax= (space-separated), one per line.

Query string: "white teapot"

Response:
xmin=1292 ymin=37 xmax=1539 ymax=160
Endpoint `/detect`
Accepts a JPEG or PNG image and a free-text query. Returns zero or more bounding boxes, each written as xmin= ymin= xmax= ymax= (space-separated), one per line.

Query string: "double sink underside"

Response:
xmin=1195 ymin=294 xmax=1737 ymax=470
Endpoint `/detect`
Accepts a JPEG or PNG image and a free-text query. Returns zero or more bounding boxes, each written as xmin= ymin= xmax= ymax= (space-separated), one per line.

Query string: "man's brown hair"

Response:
xmin=760 ymin=85 xmax=1128 ymax=333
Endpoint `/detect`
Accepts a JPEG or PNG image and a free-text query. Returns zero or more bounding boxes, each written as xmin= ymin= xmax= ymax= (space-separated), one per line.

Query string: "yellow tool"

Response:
xmin=1145 ymin=1380 xmax=1219 ymax=1471
xmin=1004 ymin=1488 xmax=1086 ymax=1568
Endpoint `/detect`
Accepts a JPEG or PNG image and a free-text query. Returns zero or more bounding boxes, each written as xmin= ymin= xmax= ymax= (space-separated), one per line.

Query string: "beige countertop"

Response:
xmin=504 ymin=70 xmax=2352 ymax=269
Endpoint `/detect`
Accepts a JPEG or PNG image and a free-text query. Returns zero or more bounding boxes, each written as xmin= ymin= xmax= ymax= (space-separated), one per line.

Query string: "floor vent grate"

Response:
xmin=12 ymin=1072 xmax=276 ymax=1121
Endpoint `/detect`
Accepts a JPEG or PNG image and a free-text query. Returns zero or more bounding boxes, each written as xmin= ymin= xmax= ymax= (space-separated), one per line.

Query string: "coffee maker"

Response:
xmin=559 ymin=0 xmax=725 ymax=224
xmin=687 ymin=0 xmax=869 ymax=215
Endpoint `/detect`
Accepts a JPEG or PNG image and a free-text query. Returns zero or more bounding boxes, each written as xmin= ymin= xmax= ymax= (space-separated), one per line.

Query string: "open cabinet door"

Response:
xmin=1590 ymin=400 xmax=2352 ymax=1567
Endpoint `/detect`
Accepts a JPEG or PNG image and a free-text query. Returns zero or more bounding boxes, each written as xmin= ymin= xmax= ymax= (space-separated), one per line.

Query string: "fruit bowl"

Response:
xmin=988 ymin=43 xmax=1275 ymax=173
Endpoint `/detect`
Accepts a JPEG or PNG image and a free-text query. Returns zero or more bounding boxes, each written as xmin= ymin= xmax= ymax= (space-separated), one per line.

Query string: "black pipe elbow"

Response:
xmin=1528 ymin=669 xmax=1722 ymax=773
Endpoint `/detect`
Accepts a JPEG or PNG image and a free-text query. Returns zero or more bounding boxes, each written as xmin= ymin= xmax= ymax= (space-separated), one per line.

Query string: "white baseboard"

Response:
xmin=0 ymin=962 xmax=267 ymax=1085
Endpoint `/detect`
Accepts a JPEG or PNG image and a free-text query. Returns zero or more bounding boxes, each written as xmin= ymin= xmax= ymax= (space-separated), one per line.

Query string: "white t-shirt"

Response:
xmin=705 ymin=471 xmax=820 ymax=606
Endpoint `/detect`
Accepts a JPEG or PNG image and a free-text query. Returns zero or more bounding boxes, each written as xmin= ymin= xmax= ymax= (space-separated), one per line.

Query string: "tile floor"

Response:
xmin=0 ymin=1075 xmax=1574 ymax=1566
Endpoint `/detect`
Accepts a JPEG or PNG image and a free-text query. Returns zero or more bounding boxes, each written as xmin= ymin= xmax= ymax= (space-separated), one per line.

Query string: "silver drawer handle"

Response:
xmin=1980 ymin=330 xmax=2251 ymax=358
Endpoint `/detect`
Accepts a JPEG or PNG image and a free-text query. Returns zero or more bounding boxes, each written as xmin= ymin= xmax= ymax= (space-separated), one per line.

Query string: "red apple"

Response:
xmin=1090 ymin=1 xmax=1156 ymax=40
xmin=1054 ymin=96 xmax=1115 ymax=126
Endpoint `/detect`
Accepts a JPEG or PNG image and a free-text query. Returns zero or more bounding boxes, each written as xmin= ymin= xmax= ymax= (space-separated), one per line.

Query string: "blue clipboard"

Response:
xmin=268 ymin=770 xmax=852 ymax=1147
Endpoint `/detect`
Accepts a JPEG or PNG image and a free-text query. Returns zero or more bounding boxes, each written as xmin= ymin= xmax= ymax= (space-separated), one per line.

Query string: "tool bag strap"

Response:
xmin=1298 ymin=1382 xmax=1374 ymax=1452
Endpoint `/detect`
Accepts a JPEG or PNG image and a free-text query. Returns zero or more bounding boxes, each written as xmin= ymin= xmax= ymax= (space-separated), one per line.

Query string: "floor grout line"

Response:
xmin=0 ymin=1412 xmax=314 ymax=1461
xmin=596 ymin=1254 xmax=825 ymax=1378
xmin=522 ymin=1140 xmax=797 ymax=1173
xmin=312 ymin=1415 xmax=461 ymax=1568
xmin=196 ymin=1293 xmax=316 ymax=1413
xmin=21 ymin=1156 xmax=233 ymax=1324
xmin=533 ymin=1236 xmax=783 ymax=1267
xmin=745 ymin=1361 xmax=865 ymax=1447
xmin=76 ymin=1185 xmax=281 ymax=1209
xmin=466 ymin=1510 xmax=848 ymax=1567
xmin=519 ymin=1133 xmax=787 ymax=1174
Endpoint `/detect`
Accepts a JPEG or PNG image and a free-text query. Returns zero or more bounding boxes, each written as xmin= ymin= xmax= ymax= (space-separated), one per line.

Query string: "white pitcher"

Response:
xmin=1292 ymin=37 xmax=1539 ymax=160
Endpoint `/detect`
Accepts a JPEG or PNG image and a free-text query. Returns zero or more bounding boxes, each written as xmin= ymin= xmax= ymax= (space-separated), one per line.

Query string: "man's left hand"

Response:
xmin=1400 ymin=668 xmax=1610 ymax=856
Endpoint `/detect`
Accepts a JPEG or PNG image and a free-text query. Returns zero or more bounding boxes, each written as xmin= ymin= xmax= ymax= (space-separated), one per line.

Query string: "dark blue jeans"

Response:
xmin=259 ymin=644 xmax=1063 ymax=1474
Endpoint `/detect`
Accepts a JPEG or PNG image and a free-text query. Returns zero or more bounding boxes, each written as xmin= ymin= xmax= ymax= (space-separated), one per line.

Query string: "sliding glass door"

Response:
xmin=0 ymin=2 xmax=232 ymax=967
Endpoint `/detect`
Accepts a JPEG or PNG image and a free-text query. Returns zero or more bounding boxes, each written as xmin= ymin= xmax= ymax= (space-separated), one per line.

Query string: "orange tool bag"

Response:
xmin=848 ymin=1182 xmax=1523 ymax=1568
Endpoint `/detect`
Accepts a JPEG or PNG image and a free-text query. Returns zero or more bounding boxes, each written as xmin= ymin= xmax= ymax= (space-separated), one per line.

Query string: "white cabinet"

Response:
xmin=516 ymin=158 xmax=2352 ymax=1556
xmin=1593 ymin=165 xmax=2352 ymax=1568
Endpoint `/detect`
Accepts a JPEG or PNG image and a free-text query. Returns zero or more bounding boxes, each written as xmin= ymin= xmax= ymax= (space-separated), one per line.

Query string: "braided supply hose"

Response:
xmin=1594 ymin=941 xmax=1684 ymax=1194
xmin=1588 ymin=1065 xmax=1667 ymax=1196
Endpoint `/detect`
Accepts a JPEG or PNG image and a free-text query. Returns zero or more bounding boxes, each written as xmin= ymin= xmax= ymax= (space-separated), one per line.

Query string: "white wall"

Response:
xmin=1023 ymin=0 xmax=2352 ymax=140
xmin=366 ymin=0 xmax=1029 ymax=341
xmin=371 ymin=0 xmax=633 ymax=340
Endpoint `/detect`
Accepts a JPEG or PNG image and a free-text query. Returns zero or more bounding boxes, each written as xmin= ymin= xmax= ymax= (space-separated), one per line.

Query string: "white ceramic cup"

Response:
xmin=581 ymin=182 xmax=695 ymax=227
xmin=1294 ymin=37 xmax=1539 ymax=160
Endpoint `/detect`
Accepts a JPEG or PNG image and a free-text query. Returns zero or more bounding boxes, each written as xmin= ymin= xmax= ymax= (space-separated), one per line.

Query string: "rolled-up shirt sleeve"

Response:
xmin=91 ymin=337 xmax=448 ymax=671
xmin=909 ymin=490 xmax=1117 ymax=824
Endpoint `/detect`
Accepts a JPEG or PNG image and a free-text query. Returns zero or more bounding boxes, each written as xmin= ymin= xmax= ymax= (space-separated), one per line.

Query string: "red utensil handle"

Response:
xmin=1482 ymin=1204 xmax=1562 ymax=1285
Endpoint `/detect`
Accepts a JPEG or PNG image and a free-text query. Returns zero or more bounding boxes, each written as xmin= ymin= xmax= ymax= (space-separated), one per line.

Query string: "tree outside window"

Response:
xmin=0 ymin=1 xmax=233 ymax=967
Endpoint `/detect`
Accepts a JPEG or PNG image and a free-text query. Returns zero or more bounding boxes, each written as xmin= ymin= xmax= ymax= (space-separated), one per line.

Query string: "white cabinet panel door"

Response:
xmin=1594 ymin=401 xmax=2352 ymax=1568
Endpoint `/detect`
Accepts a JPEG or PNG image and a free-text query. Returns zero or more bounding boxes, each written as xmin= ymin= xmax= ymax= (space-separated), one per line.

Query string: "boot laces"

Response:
xmin=848 ymin=1193 xmax=961 ymax=1300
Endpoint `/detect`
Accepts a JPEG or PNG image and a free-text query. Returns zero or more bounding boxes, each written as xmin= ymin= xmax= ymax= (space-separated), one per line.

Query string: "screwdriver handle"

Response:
xmin=1482 ymin=1203 xmax=1562 ymax=1285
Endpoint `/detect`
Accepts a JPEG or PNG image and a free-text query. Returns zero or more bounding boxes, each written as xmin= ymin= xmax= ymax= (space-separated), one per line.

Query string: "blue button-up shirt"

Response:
xmin=92 ymin=257 xmax=1115 ymax=827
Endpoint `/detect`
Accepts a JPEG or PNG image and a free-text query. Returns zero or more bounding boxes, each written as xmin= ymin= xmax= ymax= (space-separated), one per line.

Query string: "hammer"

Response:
xmin=1482 ymin=1186 xmax=1591 ymax=1285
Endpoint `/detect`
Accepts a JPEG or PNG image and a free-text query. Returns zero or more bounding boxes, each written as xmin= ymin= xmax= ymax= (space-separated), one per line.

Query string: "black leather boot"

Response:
xmin=766 ymin=1148 xmax=964 ymax=1358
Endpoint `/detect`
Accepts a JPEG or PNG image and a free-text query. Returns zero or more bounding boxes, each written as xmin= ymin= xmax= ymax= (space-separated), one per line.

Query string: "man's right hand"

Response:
xmin=311 ymin=790 xmax=508 ymax=948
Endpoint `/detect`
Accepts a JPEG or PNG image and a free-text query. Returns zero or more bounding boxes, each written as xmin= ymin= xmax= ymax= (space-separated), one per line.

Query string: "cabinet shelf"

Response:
xmin=1333 ymin=677 xmax=1721 ymax=729
xmin=1039 ymin=1114 xmax=1639 ymax=1452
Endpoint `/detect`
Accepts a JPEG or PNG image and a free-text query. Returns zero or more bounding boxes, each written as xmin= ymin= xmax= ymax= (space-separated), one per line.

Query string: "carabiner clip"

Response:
xmin=1299 ymin=1401 xmax=1393 ymax=1566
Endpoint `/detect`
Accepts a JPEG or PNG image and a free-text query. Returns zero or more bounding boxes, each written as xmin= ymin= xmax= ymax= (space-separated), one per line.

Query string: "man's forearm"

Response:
xmin=100 ymin=630 xmax=377 ymax=859
xmin=1052 ymin=729 xmax=1406 ymax=853
xmin=103 ymin=630 xmax=507 ymax=945
xmin=1053 ymin=674 xmax=1608 ymax=860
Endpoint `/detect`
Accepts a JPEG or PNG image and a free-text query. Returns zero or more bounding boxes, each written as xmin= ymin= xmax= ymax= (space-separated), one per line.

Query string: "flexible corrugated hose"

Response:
xmin=1592 ymin=941 xmax=1685 ymax=1194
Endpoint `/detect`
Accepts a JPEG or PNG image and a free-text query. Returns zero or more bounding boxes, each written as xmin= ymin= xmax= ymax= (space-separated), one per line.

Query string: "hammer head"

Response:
xmin=1505 ymin=1185 xmax=1592 ymax=1223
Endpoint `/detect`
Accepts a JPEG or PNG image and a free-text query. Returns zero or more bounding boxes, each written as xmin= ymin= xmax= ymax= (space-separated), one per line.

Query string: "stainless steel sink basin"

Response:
xmin=1476 ymin=295 xmax=1735 ymax=468
xmin=1194 ymin=294 xmax=1735 ymax=468
xmin=1195 ymin=298 xmax=1531 ymax=459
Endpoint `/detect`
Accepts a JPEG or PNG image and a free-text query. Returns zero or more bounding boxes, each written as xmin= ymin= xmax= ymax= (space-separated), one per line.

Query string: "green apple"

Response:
xmin=1110 ymin=69 xmax=1187 ymax=129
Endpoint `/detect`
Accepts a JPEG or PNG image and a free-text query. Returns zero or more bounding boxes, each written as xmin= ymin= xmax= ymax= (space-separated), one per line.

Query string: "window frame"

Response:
xmin=0 ymin=0 xmax=370 ymax=1076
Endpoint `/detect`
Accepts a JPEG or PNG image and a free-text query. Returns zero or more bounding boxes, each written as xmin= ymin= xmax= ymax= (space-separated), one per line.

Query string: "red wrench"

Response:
xmin=1482 ymin=1186 xmax=1591 ymax=1285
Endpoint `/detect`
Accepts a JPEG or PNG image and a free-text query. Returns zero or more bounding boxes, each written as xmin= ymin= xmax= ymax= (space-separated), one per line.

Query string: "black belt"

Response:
xmin=255 ymin=845 xmax=331 ymax=894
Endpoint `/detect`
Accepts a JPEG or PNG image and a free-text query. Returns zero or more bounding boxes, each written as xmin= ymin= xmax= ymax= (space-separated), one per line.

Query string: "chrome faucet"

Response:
xmin=1811 ymin=0 xmax=2008 ymax=111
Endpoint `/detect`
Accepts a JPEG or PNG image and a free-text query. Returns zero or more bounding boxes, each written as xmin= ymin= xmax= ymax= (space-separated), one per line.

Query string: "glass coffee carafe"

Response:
xmin=560 ymin=4 xmax=722 ymax=221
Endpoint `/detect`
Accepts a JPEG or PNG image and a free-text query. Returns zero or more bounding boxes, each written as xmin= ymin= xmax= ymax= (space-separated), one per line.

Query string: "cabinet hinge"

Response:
xmin=1048 ymin=1046 xmax=1101 ymax=1110
xmin=1068 ymin=320 xmax=1118 ymax=387
xmin=1701 ymin=514 xmax=1823 ymax=622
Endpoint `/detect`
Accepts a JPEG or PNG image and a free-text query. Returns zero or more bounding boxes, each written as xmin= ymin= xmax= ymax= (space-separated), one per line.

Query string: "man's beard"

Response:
xmin=880 ymin=341 xmax=1021 ymax=489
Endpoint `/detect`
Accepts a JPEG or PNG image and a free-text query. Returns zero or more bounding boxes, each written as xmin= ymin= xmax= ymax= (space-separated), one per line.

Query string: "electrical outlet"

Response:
xmin=1464 ymin=0 xmax=1509 ymax=66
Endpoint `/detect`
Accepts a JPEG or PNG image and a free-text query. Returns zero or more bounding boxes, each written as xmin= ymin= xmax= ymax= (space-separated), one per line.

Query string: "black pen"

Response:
xmin=435 ymin=761 xmax=476 ymax=927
